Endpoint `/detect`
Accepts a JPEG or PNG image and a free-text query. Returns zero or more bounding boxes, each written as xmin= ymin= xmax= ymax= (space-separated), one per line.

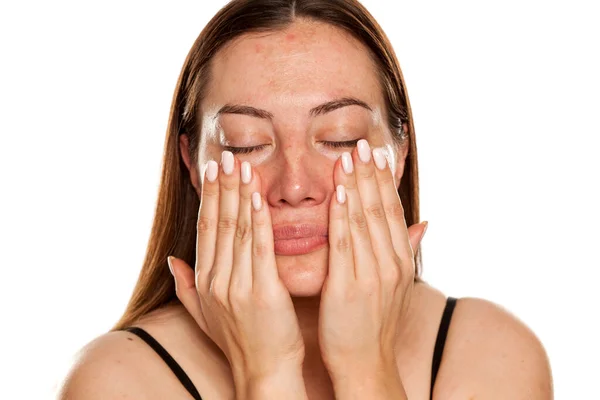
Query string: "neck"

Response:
xmin=292 ymin=295 xmax=321 ymax=350
xmin=292 ymin=295 xmax=334 ymax=394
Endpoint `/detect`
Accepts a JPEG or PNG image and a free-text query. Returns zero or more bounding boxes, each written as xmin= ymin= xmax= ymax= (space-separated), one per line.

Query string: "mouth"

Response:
xmin=272 ymin=224 xmax=328 ymax=256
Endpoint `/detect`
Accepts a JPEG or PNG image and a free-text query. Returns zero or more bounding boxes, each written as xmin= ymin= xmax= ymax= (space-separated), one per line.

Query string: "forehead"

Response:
xmin=203 ymin=19 xmax=384 ymax=110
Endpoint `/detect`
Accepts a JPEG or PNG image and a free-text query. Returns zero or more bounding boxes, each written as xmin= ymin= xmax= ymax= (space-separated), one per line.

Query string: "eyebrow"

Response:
xmin=214 ymin=96 xmax=372 ymax=121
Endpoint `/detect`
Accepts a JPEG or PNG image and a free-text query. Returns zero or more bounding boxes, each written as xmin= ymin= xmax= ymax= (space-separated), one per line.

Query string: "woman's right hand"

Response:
xmin=167 ymin=151 xmax=306 ymax=397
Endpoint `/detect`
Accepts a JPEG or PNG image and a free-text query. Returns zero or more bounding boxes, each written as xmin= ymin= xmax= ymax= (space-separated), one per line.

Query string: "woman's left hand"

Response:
xmin=319 ymin=139 xmax=427 ymax=394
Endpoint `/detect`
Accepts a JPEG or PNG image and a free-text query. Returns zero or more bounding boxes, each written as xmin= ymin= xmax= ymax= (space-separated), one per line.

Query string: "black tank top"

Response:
xmin=123 ymin=296 xmax=458 ymax=400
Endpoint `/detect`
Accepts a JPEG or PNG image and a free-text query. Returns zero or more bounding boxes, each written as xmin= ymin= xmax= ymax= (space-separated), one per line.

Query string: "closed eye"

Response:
xmin=224 ymin=140 xmax=360 ymax=155
xmin=321 ymin=139 xmax=360 ymax=149
xmin=223 ymin=144 xmax=268 ymax=155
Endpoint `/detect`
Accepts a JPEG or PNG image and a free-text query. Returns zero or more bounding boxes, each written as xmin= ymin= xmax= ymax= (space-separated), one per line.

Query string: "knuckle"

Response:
xmin=385 ymin=202 xmax=405 ymax=219
xmin=400 ymin=258 xmax=416 ymax=281
xmin=334 ymin=236 xmax=352 ymax=253
xmin=218 ymin=215 xmax=238 ymax=233
xmin=365 ymin=203 xmax=386 ymax=220
xmin=220 ymin=179 xmax=238 ymax=192
xmin=208 ymin=276 xmax=229 ymax=303
xmin=253 ymin=213 xmax=269 ymax=227
xmin=382 ymin=265 xmax=401 ymax=284
xmin=349 ymin=211 xmax=368 ymax=230
xmin=342 ymin=285 xmax=360 ymax=302
xmin=361 ymin=276 xmax=380 ymax=293
xmin=358 ymin=168 xmax=376 ymax=181
xmin=378 ymin=172 xmax=395 ymax=185
xmin=195 ymin=272 xmax=207 ymax=290
xmin=239 ymin=191 xmax=252 ymax=202
xmin=201 ymin=187 xmax=219 ymax=198
xmin=228 ymin=285 xmax=249 ymax=306
xmin=330 ymin=208 xmax=345 ymax=221
xmin=235 ymin=223 xmax=252 ymax=243
xmin=253 ymin=241 xmax=271 ymax=258
xmin=197 ymin=215 xmax=216 ymax=235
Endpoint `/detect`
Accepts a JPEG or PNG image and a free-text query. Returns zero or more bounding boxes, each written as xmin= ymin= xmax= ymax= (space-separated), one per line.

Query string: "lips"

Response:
xmin=272 ymin=224 xmax=328 ymax=256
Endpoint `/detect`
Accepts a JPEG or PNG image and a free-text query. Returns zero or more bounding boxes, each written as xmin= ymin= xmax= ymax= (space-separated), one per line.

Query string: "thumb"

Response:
xmin=407 ymin=221 xmax=428 ymax=255
xmin=168 ymin=256 xmax=195 ymax=290
xmin=168 ymin=256 xmax=207 ymax=332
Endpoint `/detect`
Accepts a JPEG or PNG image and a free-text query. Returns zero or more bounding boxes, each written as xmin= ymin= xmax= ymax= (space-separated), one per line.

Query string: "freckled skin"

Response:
xmin=196 ymin=20 xmax=407 ymax=296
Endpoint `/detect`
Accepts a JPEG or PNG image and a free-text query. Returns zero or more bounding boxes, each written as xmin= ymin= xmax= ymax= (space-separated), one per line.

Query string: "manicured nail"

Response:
xmin=372 ymin=148 xmax=387 ymax=170
xmin=221 ymin=151 xmax=234 ymax=175
xmin=241 ymin=161 xmax=252 ymax=184
xmin=421 ymin=221 xmax=429 ymax=238
xmin=252 ymin=192 xmax=262 ymax=211
xmin=357 ymin=139 xmax=371 ymax=163
xmin=341 ymin=152 xmax=353 ymax=174
xmin=336 ymin=185 xmax=346 ymax=204
xmin=206 ymin=160 xmax=218 ymax=182
xmin=167 ymin=256 xmax=175 ymax=276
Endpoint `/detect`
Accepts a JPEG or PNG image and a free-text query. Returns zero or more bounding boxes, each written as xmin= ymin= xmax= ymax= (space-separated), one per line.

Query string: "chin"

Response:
xmin=276 ymin=246 xmax=329 ymax=297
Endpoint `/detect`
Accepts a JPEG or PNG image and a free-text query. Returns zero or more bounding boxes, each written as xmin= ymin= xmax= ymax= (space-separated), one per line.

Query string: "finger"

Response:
xmin=407 ymin=221 xmax=428 ymax=257
xmin=335 ymin=149 xmax=378 ymax=281
xmin=327 ymin=175 xmax=354 ymax=286
xmin=372 ymin=146 xmax=413 ymax=271
xmin=230 ymin=161 xmax=258 ymax=291
xmin=249 ymin=178 xmax=278 ymax=288
xmin=196 ymin=159 xmax=220 ymax=291
xmin=168 ymin=256 xmax=208 ymax=333
xmin=352 ymin=141 xmax=399 ymax=280
xmin=212 ymin=151 xmax=240 ymax=291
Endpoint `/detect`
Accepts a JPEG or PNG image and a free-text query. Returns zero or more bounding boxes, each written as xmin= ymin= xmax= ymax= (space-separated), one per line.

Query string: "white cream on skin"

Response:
xmin=196 ymin=104 xmax=399 ymax=179
xmin=197 ymin=106 xmax=221 ymax=184
xmin=369 ymin=106 xmax=398 ymax=177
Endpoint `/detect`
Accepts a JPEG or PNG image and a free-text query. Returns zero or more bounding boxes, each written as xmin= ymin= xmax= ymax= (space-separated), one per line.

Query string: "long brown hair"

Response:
xmin=113 ymin=0 xmax=422 ymax=331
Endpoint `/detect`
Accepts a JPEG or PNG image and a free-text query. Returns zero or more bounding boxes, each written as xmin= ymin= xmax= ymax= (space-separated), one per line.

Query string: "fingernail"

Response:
xmin=341 ymin=152 xmax=353 ymax=174
xmin=372 ymin=148 xmax=387 ymax=170
xmin=252 ymin=192 xmax=262 ymax=211
xmin=357 ymin=139 xmax=371 ymax=163
xmin=221 ymin=151 xmax=234 ymax=175
xmin=421 ymin=221 xmax=429 ymax=238
xmin=206 ymin=160 xmax=218 ymax=182
xmin=336 ymin=185 xmax=346 ymax=204
xmin=241 ymin=161 xmax=252 ymax=184
xmin=167 ymin=256 xmax=175 ymax=276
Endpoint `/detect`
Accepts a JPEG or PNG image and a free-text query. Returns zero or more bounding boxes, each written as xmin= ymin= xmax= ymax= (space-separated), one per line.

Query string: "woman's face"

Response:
xmin=182 ymin=19 xmax=408 ymax=297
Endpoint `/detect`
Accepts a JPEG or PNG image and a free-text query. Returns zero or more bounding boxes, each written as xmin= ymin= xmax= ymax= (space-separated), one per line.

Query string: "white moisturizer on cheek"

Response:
xmin=197 ymin=107 xmax=221 ymax=183
xmin=371 ymin=144 xmax=396 ymax=175
xmin=384 ymin=143 xmax=397 ymax=176
xmin=370 ymin=106 xmax=397 ymax=176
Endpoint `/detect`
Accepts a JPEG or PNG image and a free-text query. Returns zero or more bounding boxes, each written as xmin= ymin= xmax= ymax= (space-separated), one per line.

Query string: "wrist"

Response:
xmin=329 ymin=359 xmax=407 ymax=400
xmin=234 ymin=364 xmax=307 ymax=400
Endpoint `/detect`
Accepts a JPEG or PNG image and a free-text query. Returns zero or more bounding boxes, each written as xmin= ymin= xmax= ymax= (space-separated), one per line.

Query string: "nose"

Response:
xmin=264 ymin=146 xmax=330 ymax=209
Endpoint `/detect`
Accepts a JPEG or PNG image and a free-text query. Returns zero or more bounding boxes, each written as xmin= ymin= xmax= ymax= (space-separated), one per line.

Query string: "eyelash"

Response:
xmin=224 ymin=140 xmax=360 ymax=155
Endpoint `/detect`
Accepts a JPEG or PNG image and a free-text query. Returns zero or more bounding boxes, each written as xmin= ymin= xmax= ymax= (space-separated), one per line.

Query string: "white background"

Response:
xmin=1 ymin=0 xmax=598 ymax=398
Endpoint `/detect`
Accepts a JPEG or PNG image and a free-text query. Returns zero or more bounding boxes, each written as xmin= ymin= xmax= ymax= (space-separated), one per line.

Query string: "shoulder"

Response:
xmin=436 ymin=297 xmax=553 ymax=399
xmin=56 ymin=330 xmax=157 ymax=399
xmin=56 ymin=328 xmax=198 ymax=400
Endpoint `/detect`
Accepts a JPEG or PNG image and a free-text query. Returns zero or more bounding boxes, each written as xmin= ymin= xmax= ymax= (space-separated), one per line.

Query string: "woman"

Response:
xmin=59 ymin=0 xmax=552 ymax=399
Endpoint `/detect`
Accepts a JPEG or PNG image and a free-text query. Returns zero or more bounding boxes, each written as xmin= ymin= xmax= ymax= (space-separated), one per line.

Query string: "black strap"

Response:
xmin=123 ymin=327 xmax=203 ymax=400
xmin=430 ymin=296 xmax=458 ymax=399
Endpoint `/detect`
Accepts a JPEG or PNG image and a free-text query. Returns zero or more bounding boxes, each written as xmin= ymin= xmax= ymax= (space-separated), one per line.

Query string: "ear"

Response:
xmin=179 ymin=134 xmax=202 ymax=194
xmin=393 ymin=123 xmax=410 ymax=187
